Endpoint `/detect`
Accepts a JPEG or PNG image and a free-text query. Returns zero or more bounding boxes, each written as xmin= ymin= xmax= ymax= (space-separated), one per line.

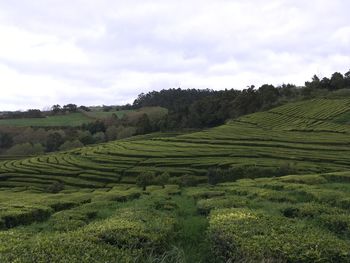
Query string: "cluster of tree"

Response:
xmin=0 ymin=107 xmax=166 ymax=156
xmin=132 ymin=70 xmax=350 ymax=129
xmin=0 ymin=109 xmax=44 ymax=119
xmin=132 ymin=85 xmax=299 ymax=128
xmin=0 ymin=104 xmax=91 ymax=120
xmin=51 ymin=104 xmax=82 ymax=114
xmin=305 ymin=71 xmax=350 ymax=91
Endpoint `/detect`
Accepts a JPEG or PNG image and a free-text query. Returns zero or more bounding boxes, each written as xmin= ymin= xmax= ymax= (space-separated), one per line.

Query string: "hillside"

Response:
xmin=1 ymin=98 xmax=350 ymax=262
xmin=0 ymin=110 xmax=131 ymax=127
xmin=1 ymin=98 xmax=350 ymax=189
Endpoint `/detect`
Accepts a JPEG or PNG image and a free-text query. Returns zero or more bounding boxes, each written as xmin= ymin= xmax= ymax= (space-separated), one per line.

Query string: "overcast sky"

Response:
xmin=0 ymin=0 xmax=349 ymax=110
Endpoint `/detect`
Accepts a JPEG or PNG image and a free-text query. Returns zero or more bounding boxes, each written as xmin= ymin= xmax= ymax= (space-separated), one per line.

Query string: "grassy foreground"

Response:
xmin=0 ymin=172 xmax=349 ymax=262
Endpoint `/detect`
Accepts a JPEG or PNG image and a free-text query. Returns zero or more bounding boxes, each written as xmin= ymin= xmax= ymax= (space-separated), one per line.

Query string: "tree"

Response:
xmin=93 ymin=132 xmax=106 ymax=143
xmin=79 ymin=105 xmax=91 ymax=112
xmin=330 ymin=72 xmax=345 ymax=90
xmin=0 ymin=132 xmax=13 ymax=148
xmin=136 ymin=171 xmax=156 ymax=190
xmin=136 ymin=114 xmax=152 ymax=134
xmin=6 ymin=143 xmax=44 ymax=156
xmin=63 ymin=104 xmax=78 ymax=113
xmin=51 ymin=104 xmax=62 ymax=114
xmin=77 ymin=130 xmax=94 ymax=145
xmin=155 ymin=172 xmax=170 ymax=188
xmin=59 ymin=140 xmax=84 ymax=151
xmin=345 ymin=70 xmax=350 ymax=88
xmin=46 ymin=132 xmax=64 ymax=152
xmin=258 ymin=84 xmax=279 ymax=108
xmin=105 ymin=126 xmax=118 ymax=141
xmin=82 ymin=121 xmax=106 ymax=134
xmin=116 ymin=126 xmax=137 ymax=139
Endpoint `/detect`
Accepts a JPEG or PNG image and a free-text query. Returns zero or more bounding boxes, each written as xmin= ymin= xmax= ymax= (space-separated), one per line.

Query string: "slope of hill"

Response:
xmin=1 ymin=98 xmax=350 ymax=262
xmin=0 ymin=98 xmax=350 ymax=189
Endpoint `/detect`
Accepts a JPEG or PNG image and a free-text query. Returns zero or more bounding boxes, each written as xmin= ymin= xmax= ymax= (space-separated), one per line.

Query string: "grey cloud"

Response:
xmin=0 ymin=0 xmax=349 ymax=110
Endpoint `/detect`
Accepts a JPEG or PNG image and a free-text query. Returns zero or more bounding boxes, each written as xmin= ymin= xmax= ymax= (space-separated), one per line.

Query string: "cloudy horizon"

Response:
xmin=0 ymin=0 xmax=349 ymax=111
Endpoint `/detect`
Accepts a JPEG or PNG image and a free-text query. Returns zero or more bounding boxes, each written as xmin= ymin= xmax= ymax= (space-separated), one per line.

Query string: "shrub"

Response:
xmin=46 ymin=182 xmax=65 ymax=193
xmin=154 ymin=172 xmax=170 ymax=188
xmin=207 ymin=164 xmax=298 ymax=185
xmin=59 ymin=140 xmax=84 ymax=151
xmin=136 ymin=172 xmax=156 ymax=190
xmin=208 ymin=208 xmax=350 ymax=262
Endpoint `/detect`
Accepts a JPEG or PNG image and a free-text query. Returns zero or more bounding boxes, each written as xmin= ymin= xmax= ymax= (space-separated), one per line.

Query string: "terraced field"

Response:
xmin=1 ymin=98 xmax=350 ymax=262
xmin=1 ymin=98 xmax=350 ymax=190
xmin=0 ymin=172 xmax=349 ymax=262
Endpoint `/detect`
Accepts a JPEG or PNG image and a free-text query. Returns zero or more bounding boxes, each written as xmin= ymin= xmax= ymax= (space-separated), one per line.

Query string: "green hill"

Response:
xmin=1 ymin=98 xmax=350 ymax=262
xmin=0 ymin=110 xmax=132 ymax=127
xmin=1 ymin=98 xmax=350 ymax=189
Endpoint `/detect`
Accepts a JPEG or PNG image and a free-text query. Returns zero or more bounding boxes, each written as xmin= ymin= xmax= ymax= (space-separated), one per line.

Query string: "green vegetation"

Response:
xmin=0 ymin=113 xmax=91 ymax=127
xmin=0 ymin=173 xmax=349 ymax=262
xmin=1 ymin=98 xmax=350 ymax=189
xmin=0 ymin=96 xmax=350 ymax=262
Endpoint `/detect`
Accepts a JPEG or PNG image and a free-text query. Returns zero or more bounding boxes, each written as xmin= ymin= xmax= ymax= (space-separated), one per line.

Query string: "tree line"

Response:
xmin=133 ymin=70 xmax=350 ymax=129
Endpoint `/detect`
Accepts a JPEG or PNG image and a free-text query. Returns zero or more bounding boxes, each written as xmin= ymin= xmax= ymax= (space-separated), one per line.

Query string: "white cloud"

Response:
xmin=0 ymin=0 xmax=349 ymax=110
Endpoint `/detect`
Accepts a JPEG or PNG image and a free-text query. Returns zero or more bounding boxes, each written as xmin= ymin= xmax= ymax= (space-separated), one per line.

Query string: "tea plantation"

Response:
xmin=0 ymin=98 xmax=350 ymax=262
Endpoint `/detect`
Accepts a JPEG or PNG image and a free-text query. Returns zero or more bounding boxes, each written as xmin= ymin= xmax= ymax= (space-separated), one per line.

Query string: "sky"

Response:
xmin=0 ymin=0 xmax=349 ymax=111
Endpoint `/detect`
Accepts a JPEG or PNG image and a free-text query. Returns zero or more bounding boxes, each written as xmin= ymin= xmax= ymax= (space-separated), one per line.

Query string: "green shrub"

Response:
xmin=46 ymin=182 xmax=65 ymax=193
xmin=208 ymin=208 xmax=350 ymax=262
xmin=136 ymin=172 xmax=156 ymax=190
xmin=320 ymin=214 xmax=350 ymax=236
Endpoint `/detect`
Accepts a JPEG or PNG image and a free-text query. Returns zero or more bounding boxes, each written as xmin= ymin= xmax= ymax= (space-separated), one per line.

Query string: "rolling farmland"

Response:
xmin=1 ymin=98 xmax=350 ymax=262
xmin=1 ymin=98 xmax=350 ymax=189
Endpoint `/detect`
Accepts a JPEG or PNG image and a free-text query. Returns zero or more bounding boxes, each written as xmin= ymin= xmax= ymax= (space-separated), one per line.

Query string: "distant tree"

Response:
xmin=258 ymin=84 xmax=279 ymax=108
xmin=6 ymin=143 xmax=44 ymax=155
xmin=0 ymin=132 xmax=13 ymax=149
xmin=305 ymin=75 xmax=321 ymax=90
xmin=320 ymin=77 xmax=331 ymax=90
xmin=59 ymin=140 xmax=84 ymax=151
xmin=102 ymin=105 xmax=114 ymax=112
xmin=77 ymin=130 xmax=94 ymax=145
xmin=27 ymin=109 xmax=43 ymax=118
xmin=345 ymin=70 xmax=350 ymax=88
xmin=63 ymin=104 xmax=78 ymax=113
xmin=136 ymin=171 xmax=156 ymax=190
xmin=93 ymin=132 xmax=106 ymax=143
xmin=46 ymin=132 xmax=64 ymax=152
xmin=155 ymin=172 xmax=170 ymax=188
xmin=82 ymin=121 xmax=106 ymax=134
xmin=105 ymin=126 xmax=118 ymax=141
xmin=116 ymin=126 xmax=137 ymax=139
xmin=136 ymin=114 xmax=152 ymax=134
xmin=330 ymin=72 xmax=345 ymax=90
xmin=78 ymin=105 xmax=91 ymax=112
xmin=51 ymin=104 xmax=62 ymax=114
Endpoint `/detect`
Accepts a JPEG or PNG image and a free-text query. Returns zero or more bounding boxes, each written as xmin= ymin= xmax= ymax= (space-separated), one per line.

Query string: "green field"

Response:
xmin=1 ymin=98 xmax=350 ymax=189
xmin=0 ymin=113 xmax=92 ymax=127
xmin=0 ymin=98 xmax=350 ymax=262
xmin=0 ymin=110 xmax=134 ymax=127
xmin=82 ymin=109 xmax=133 ymax=119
